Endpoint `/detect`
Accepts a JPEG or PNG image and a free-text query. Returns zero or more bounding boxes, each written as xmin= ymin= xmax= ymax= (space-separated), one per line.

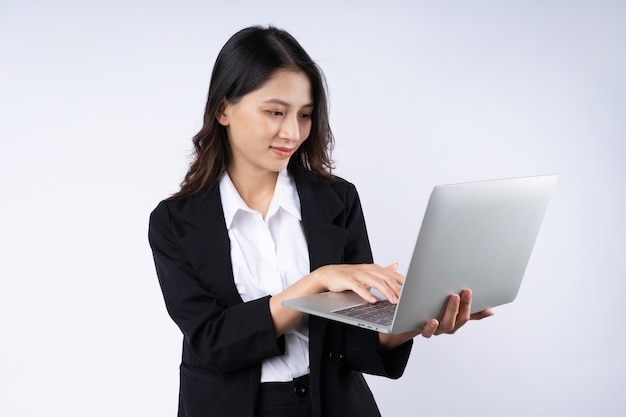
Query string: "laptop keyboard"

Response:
xmin=333 ymin=300 xmax=396 ymax=326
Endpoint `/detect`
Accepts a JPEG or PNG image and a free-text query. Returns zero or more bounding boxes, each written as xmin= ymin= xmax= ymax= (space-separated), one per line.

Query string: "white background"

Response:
xmin=1 ymin=1 xmax=624 ymax=416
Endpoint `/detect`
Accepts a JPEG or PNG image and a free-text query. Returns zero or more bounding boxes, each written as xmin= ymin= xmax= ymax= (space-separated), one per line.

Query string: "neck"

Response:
xmin=227 ymin=166 xmax=280 ymax=218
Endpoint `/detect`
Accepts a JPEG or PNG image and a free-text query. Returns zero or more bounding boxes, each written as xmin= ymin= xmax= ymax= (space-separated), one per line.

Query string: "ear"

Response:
xmin=216 ymin=99 xmax=230 ymax=126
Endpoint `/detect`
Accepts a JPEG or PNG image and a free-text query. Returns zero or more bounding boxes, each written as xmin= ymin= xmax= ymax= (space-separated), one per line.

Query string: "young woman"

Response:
xmin=149 ymin=25 xmax=492 ymax=417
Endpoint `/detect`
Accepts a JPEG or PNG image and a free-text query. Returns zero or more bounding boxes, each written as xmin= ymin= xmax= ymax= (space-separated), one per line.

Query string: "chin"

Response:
xmin=267 ymin=160 xmax=291 ymax=173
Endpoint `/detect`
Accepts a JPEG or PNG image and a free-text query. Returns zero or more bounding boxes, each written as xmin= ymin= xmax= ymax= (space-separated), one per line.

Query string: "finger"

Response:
xmin=359 ymin=265 xmax=402 ymax=303
xmin=384 ymin=263 xmax=405 ymax=285
xmin=385 ymin=263 xmax=399 ymax=272
xmin=455 ymin=289 xmax=472 ymax=328
xmin=350 ymin=283 xmax=378 ymax=304
xmin=320 ymin=264 xmax=400 ymax=303
xmin=435 ymin=294 xmax=460 ymax=334
xmin=470 ymin=308 xmax=495 ymax=320
xmin=364 ymin=280 xmax=399 ymax=304
xmin=420 ymin=319 xmax=439 ymax=338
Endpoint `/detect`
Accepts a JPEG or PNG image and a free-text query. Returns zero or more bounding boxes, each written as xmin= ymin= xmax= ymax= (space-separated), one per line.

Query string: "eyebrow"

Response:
xmin=262 ymin=98 xmax=314 ymax=108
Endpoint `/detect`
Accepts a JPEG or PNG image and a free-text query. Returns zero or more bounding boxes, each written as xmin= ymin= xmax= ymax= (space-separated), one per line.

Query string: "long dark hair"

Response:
xmin=170 ymin=26 xmax=335 ymax=200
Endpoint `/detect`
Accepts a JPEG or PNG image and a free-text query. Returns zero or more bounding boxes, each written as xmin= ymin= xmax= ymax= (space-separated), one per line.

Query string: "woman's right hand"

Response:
xmin=269 ymin=263 xmax=404 ymax=337
xmin=312 ymin=263 xmax=404 ymax=305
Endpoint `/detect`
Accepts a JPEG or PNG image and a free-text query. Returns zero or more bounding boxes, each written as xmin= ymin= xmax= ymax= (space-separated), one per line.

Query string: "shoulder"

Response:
xmin=150 ymin=195 xmax=186 ymax=225
xmin=149 ymin=185 xmax=222 ymax=231
xmin=329 ymin=175 xmax=359 ymax=200
xmin=290 ymin=166 xmax=360 ymax=202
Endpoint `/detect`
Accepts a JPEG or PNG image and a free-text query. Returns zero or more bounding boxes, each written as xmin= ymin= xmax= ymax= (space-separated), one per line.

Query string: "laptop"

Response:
xmin=282 ymin=175 xmax=557 ymax=334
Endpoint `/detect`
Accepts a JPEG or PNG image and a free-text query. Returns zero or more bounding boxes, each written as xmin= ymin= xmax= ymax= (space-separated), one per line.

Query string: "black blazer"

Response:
xmin=149 ymin=167 xmax=412 ymax=417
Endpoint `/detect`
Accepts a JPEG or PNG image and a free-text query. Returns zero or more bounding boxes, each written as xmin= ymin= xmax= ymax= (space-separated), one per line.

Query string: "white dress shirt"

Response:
xmin=219 ymin=169 xmax=311 ymax=382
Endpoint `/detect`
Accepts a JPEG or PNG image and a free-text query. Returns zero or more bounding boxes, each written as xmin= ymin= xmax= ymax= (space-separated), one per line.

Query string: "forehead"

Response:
xmin=247 ymin=70 xmax=313 ymax=106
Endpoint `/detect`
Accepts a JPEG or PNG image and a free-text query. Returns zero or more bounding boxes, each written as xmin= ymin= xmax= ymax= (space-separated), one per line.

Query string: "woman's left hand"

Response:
xmin=420 ymin=288 xmax=494 ymax=338
xmin=378 ymin=288 xmax=494 ymax=349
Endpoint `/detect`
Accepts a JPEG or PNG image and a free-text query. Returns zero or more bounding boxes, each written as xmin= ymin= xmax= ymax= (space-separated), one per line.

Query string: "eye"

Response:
xmin=299 ymin=112 xmax=312 ymax=120
xmin=267 ymin=110 xmax=284 ymax=117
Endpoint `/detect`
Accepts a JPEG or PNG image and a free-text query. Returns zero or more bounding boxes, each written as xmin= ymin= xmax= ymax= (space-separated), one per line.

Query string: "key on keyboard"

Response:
xmin=333 ymin=300 xmax=396 ymax=326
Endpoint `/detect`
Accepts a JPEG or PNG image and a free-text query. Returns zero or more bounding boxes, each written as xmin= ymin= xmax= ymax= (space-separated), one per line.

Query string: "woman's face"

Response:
xmin=218 ymin=70 xmax=313 ymax=177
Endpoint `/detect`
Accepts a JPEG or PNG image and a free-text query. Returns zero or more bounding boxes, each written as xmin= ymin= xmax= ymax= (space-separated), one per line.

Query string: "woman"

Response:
xmin=149 ymin=25 xmax=492 ymax=417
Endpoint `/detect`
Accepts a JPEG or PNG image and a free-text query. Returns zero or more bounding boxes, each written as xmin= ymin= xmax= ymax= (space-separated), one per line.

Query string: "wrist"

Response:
xmin=378 ymin=331 xmax=418 ymax=350
xmin=307 ymin=267 xmax=328 ymax=293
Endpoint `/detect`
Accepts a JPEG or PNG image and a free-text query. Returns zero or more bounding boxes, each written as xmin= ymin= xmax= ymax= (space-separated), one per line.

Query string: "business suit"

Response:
xmin=149 ymin=166 xmax=413 ymax=417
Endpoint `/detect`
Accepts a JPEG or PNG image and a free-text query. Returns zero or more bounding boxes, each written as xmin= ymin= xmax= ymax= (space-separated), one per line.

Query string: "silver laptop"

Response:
xmin=283 ymin=175 xmax=557 ymax=334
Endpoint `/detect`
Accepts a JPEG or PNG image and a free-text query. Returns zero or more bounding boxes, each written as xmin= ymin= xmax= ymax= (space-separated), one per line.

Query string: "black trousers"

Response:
xmin=257 ymin=374 xmax=313 ymax=417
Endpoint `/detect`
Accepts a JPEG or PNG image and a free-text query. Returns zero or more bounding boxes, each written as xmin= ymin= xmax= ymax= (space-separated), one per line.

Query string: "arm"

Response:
xmin=149 ymin=200 xmax=284 ymax=373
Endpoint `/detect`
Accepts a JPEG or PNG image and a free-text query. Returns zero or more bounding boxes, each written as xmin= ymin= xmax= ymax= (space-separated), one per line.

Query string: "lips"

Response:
xmin=270 ymin=146 xmax=295 ymax=158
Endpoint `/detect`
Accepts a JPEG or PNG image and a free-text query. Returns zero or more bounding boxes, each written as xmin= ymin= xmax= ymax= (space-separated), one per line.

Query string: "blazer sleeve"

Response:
xmin=148 ymin=200 xmax=285 ymax=373
xmin=331 ymin=180 xmax=413 ymax=379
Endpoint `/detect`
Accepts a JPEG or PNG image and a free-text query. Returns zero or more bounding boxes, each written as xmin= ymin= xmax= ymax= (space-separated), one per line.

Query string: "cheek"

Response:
xmin=300 ymin=122 xmax=313 ymax=141
xmin=229 ymin=116 xmax=273 ymax=145
xmin=253 ymin=117 xmax=281 ymax=139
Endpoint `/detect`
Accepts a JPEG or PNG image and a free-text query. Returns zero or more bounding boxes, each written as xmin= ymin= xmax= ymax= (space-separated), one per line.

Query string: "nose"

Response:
xmin=279 ymin=114 xmax=301 ymax=142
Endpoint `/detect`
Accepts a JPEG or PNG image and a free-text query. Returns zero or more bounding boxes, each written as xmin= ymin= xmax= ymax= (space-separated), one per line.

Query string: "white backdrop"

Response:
xmin=1 ymin=1 xmax=624 ymax=416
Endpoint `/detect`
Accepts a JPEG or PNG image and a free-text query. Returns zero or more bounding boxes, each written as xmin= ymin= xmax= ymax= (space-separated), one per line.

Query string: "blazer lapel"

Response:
xmin=294 ymin=172 xmax=349 ymax=270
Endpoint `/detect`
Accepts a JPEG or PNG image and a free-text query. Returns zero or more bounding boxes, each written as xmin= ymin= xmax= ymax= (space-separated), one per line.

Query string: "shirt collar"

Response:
xmin=219 ymin=169 xmax=302 ymax=229
xmin=270 ymin=169 xmax=302 ymax=221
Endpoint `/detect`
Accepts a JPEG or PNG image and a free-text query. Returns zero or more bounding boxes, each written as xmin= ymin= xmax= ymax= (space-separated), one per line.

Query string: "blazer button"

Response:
xmin=294 ymin=384 xmax=308 ymax=398
xmin=329 ymin=351 xmax=344 ymax=363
